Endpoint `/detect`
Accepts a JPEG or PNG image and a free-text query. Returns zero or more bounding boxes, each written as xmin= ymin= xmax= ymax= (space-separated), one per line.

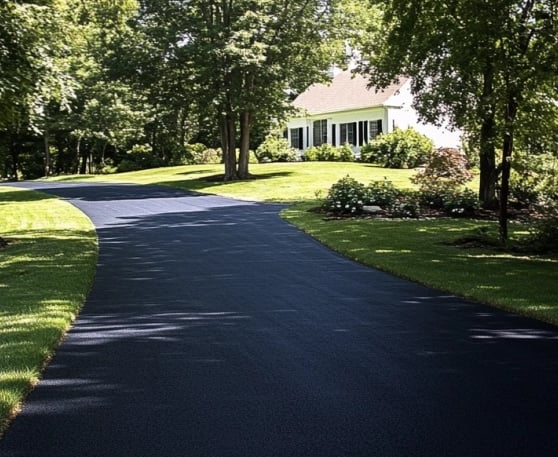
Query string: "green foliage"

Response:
xmin=510 ymin=153 xmax=558 ymax=208
xmin=255 ymin=136 xmax=297 ymax=163
xmin=323 ymin=176 xmax=366 ymax=214
xmin=527 ymin=209 xmax=558 ymax=253
xmin=417 ymin=183 xmax=479 ymax=216
xmin=304 ymin=143 xmax=355 ymax=162
xmin=359 ymin=128 xmax=433 ymax=168
xmin=18 ymin=150 xmax=45 ymax=180
xmin=364 ymin=179 xmax=404 ymax=208
xmin=184 ymin=143 xmax=222 ymax=165
xmin=441 ymin=188 xmax=479 ymax=217
xmin=117 ymin=144 xmax=163 ymax=172
xmin=325 ymin=174 xmax=477 ymax=217
xmin=412 ymin=147 xmax=473 ymax=188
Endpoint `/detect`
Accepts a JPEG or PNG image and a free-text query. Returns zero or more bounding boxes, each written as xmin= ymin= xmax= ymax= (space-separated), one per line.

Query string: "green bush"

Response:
xmin=441 ymin=188 xmax=479 ymax=217
xmin=510 ymin=152 xmax=558 ymax=208
xmin=117 ymin=144 xmax=163 ymax=172
xmin=255 ymin=136 xmax=297 ymax=162
xmin=338 ymin=143 xmax=355 ymax=161
xmin=304 ymin=143 xmax=354 ymax=162
xmin=184 ymin=143 xmax=222 ymax=164
xmin=360 ymin=127 xmax=433 ymax=168
xmin=364 ymin=179 xmax=403 ymax=208
xmin=526 ymin=209 xmax=558 ymax=253
xmin=323 ymin=176 xmax=366 ymax=214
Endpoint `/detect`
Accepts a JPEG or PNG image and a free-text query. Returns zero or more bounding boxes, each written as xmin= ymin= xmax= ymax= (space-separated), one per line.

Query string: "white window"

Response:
xmin=340 ymin=122 xmax=356 ymax=146
xmin=313 ymin=119 xmax=328 ymax=146
xmin=369 ymin=120 xmax=383 ymax=139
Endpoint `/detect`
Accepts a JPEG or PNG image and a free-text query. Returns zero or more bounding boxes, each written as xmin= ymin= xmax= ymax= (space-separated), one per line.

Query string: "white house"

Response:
xmin=286 ymin=70 xmax=461 ymax=154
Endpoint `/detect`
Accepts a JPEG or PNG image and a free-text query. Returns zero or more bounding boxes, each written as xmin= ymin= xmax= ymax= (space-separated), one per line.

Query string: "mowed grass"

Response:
xmin=283 ymin=202 xmax=558 ymax=325
xmin=0 ymin=186 xmax=97 ymax=435
xmin=50 ymin=162 xmax=416 ymax=201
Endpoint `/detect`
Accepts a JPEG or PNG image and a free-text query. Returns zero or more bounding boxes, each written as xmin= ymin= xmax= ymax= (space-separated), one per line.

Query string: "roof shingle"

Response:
xmin=293 ymin=71 xmax=408 ymax=115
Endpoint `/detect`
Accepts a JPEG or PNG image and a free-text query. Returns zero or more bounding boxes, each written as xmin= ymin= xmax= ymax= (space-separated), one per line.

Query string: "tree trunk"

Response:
xmin=9 ymin=134 xmax=19 ymax=181
xmin=237 ymin=111 xmax=251 ymax=179
xmin=499 ymin=97 xmax=518 ymax=242
xmin=478 ymin=114 xmax=498 ymax=207
xmin=478 ymin=59 xmax=498 ymax=207
xmin=221 ymin=113 xmax=237 ymax=181
xmin=44 ymin=129 xmax=50 ymax=178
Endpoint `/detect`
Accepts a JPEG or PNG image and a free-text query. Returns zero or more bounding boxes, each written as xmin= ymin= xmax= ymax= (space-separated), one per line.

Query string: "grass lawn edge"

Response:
xmin=0 ymin=186 xmax=98 ymax=436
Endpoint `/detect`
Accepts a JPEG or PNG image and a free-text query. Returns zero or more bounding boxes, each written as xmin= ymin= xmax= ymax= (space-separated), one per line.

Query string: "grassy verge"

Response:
xmin=282 ymin=201 xmax=558 ymax=325
xmin=0 ymin=186 xmax=97 ymax=435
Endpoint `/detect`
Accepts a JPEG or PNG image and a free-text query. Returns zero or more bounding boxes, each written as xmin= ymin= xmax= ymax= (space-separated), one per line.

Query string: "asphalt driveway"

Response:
xmin=1 ymin=181 xmax=558 ymax=456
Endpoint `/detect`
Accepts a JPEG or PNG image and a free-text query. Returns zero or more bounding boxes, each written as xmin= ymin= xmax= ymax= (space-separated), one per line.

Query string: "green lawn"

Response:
xmin=50 ymin=162 xmax=416 ymax=201
xmin=0 ymin=186 xmax=97 ymax=435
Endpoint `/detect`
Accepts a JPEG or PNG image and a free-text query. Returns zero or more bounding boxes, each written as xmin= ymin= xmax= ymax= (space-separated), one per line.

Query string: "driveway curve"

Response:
xmin=1 ymin=181 xmax=558 ymax=456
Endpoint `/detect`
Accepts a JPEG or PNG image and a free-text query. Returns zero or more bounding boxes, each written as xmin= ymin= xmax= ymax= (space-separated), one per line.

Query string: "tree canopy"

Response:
xmin=358 ymin=0 xmax=558 ymax=239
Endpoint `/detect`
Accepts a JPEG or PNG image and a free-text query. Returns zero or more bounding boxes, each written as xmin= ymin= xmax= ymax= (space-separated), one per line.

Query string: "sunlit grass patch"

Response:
xmin=47 ymin=162 xmax=417 ymax=202
xmin=0 ymin=186 xmax=97 ymax=435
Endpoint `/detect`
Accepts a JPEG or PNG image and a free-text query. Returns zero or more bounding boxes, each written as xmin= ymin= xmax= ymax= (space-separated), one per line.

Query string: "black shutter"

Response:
xmin=298 ymin=128 xmax=304 ymax=150
xmin=332 ymin=124 xmax=336 ymax=146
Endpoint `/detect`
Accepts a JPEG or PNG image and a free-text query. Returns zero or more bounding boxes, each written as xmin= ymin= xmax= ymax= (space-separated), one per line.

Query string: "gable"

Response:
xmin=292 ymin=71 xmax=409 ymax=116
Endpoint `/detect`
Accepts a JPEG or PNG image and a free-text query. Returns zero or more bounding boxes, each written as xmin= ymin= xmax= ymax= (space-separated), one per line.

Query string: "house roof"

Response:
xmin=292 ymin=71 xmax=409 ymax=116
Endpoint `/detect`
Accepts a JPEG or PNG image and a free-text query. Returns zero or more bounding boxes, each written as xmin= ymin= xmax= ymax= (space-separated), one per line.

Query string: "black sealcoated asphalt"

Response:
xmin=1 ymin=181 xmax=558 ymax=456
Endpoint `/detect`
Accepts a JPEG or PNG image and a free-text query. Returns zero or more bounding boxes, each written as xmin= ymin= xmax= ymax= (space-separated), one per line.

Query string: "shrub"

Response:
xmin=442 ymin=188 xmax=479 ymax=217
xmin=364 ymin=179 xmax=403 ymax=208
xmin=510 ymin=152 xmax=558 ymax=208
xmin=184 ymin=143 xmax=222 ymax=164
xmin=323 ymin=176 xmax=366 ymax=214
xmin=338 ymin=143 xmax=355 ymax=162
xmin=390 ymin=194 xmax=421 ymax=218
xmin=117 ymin=144 xmax=163 ymax=172
xmin=417 ymin=183 xmax=479 ymax=216
xmin=255 ymin=136 xmax=297 ymax=162
xmin=526 ymin=209 xmax=558 ymax=253
xmin=412 ymin=147 xmax=473 ymax=189
xmin=360 ymin=127 xmax=434 ymax=168
xmin=304 ymin=144 xmax=354 ymax=162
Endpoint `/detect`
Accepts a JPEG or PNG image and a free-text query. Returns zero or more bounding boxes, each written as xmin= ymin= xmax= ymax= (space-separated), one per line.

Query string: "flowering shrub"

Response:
xmin=364 ymin=179 xmax=403 ymax=209
xmin=323 ymin=176 xmax=366 ymax=214
xmin=442 ymin=188 xmax=479 ymax=217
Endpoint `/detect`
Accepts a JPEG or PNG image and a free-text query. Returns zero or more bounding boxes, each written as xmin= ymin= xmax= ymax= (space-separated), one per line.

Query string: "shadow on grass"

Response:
xmin=0 ymin=189 xmax=56 ymax=204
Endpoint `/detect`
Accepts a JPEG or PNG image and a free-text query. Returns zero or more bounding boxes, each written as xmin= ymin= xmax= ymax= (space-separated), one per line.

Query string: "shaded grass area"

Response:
xmin=0 ymin=187 xmax=97 ymax=435
xmin=282 ymin=202 xmax=558 ymax=325
xmin=48 ymin=162 xmax=417 ymax=202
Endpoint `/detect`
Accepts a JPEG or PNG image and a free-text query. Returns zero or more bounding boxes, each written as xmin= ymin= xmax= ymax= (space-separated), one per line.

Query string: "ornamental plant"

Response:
xmin=323 ymin=176 xmax=366 ymax=214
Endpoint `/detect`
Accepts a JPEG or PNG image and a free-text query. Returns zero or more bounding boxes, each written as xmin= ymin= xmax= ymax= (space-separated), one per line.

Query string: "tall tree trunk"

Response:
xmin=499 ymin=97 xmax=518 ymax=242
xmin=478 ymin=59 xmax=498 ymax=207
xmin=238 ymin=111 xmax=251 ymax=179
xmin=9 ymin=134 xmax=19 ymax=181
xmin=221 ymin=113 xmax=237 ymax=181
xmin=44 ymin=128 xmax=50 ymax=178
